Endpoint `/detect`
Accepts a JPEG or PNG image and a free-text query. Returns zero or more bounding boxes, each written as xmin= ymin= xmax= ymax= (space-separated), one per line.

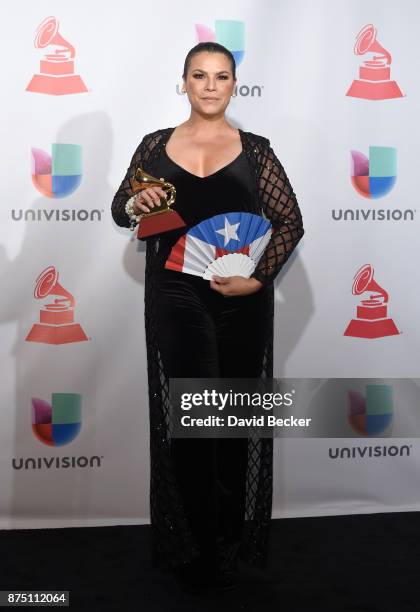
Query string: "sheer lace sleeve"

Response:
xmin=250 ymin=139 xmax=304 ymax=286
xmin=111 ymin=130 xmax=164 ymax=229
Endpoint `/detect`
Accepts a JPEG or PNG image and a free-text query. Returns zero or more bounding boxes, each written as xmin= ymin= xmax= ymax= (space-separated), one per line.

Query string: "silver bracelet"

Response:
xmin=125 ymin=195 xmax=141 ymax=230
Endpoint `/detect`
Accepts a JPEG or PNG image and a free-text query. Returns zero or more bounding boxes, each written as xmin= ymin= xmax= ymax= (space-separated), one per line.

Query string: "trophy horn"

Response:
xmin=354 ymin=24 xmax=392 ymax=66
xmin=34 ymin=266 xmax=75 ymax=308
xmin=131 ymin=166 xmax=176 ymax=210
xmin=129 ymin=166 xmax=186 ymax=239
xmin=34 ymin=16 xmax=76 ymax=59
xmin=352 ymin=264 xmax=388 ymax=304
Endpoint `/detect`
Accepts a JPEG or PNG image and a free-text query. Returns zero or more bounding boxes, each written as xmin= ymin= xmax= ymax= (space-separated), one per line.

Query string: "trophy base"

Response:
xmin=40 ymin=59 xmax=75 ymax=75
xmin=40 ymin=309 xmax=75 ymax=325
xmin=25 ymin=323 xmax=89 ymax=345
xmin=357 ymin=304 xmax=387 ymax=319
xmin=359 ymin=66 xmax=390 ymax=81
xmin=344 ymin=318 xmax=399 ymax=339
xmin=26 ymin=74 xmax=88 ymax=96
xmin=346 ymin=79 xmax=404 ymax=100
xmin=137 ymin=210 xmax=186 ymax=239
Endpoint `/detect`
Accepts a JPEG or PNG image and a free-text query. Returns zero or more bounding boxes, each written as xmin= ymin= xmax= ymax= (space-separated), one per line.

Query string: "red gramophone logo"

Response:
xmin=344 ymin=264 xmax=399 ymax=339
xmin=26 ymin=266 xmax=88 ymax=345
xmin=346 ymin=24 xmax=404 ymax=100
xmin=26 ymin=16 xmax=88 ymax=95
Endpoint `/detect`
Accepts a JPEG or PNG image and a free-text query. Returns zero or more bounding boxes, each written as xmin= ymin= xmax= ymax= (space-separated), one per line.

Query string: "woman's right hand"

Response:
xmin=133 ymin=178 xmax=167 ymax=214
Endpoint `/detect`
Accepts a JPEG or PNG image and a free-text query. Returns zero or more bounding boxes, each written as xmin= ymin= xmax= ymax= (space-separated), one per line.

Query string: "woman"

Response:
xmin=112 ymin=42 xmax=304 ymax=592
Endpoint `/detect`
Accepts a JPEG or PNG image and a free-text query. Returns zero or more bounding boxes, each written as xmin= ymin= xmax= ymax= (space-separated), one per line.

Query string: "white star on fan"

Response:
xmin=216 ymin=217 xmax=240 ymax=247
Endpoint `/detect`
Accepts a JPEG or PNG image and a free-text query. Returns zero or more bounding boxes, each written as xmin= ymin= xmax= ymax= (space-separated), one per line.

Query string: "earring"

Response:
xmin=231 ymin=93 xmax=237 ymax=97
xmin=180 ymin=85 xmax=186 ymax=94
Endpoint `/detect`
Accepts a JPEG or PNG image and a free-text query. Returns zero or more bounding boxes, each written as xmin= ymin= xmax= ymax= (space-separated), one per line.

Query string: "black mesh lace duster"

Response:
xmin=111 ymin=127 xmax=304 ymax=572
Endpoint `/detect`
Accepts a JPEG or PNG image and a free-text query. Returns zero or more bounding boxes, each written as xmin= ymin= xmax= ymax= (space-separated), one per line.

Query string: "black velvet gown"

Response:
xmin=151 ymin=145 xmax=273 ymax=573
xmin=111 ymin=127 xmax=304 ymax=575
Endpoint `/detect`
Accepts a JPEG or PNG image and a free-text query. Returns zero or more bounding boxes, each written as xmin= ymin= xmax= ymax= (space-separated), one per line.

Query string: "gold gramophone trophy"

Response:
xmin=131 ymin=167 xmax=186 ymax=239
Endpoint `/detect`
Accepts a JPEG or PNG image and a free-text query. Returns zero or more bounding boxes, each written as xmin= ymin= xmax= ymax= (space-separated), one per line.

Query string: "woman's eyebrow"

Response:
xmin=192 ymin=69 xmax=230 ymax=74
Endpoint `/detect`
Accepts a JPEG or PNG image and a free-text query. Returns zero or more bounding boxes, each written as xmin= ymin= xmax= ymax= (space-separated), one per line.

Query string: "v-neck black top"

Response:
xmin=152 ymin=136 xmax=258 ymax=274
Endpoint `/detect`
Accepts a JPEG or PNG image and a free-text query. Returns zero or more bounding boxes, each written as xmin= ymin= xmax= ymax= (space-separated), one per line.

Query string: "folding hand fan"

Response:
xmin=164 ymin=212 xmax=272 ymax=279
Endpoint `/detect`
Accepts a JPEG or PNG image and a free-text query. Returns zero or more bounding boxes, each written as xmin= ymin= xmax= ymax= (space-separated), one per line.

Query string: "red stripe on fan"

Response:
xmin=165 ymin=234 xmax=187 ymax=272
xmin=215 ymin=245 xmax=250 ymax=258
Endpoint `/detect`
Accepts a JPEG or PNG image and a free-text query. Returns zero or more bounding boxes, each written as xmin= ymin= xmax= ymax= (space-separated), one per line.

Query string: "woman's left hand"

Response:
xmin=210 ymin=275 xmax=263 ymax=297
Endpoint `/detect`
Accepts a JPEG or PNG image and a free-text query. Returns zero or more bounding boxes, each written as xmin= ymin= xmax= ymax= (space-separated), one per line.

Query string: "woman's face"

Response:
xmin=183 ymin=52 xmax=236 ymax=117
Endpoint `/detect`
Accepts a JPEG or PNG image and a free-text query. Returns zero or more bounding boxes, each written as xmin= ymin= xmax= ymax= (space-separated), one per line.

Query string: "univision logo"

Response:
xmin=32 ymin=144 xmax=82 ymax=198
xmin=331 ymin=146 xmax=415 ymax=222
xmin=11 ymin=392 xmax=103 ymax=470
xmin=176 ymin=20 xmax=263 ymax=98
xmin=347 ymin=385 xmax=393 ymax=436
xmin=350 ymin=147 xmax=396 ymax=199
xmin=10 ymin=143 xmax=102 ymax=223
xmin=197 ymin=20 xmax=245 ymax=67
xmin=328 ymin=383 xmax=409 ymax=460
xmin=328 ymin=444 xmax=411 ymax=459
xmin=31 ymin=393 xmax=82 ymax=446
xmin=12 ymin=455 xmax=103 ymax=470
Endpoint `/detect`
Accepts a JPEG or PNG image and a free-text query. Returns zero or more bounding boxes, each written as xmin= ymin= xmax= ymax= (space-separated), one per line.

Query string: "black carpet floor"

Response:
xmin=0 ymin=512 xmax=418 ymax=611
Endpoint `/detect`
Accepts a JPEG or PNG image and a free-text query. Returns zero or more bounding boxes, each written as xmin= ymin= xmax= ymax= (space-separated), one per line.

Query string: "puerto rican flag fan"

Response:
xmin=164 ymin=212 xmax=272 ymax=279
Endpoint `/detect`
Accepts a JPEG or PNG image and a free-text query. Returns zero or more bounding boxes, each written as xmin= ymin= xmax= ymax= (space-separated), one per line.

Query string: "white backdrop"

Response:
xmin=1 ymin=0 xmax=419 ymax=528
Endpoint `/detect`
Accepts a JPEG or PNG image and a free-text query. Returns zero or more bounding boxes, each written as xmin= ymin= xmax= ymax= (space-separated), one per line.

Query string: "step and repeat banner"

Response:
xmin=1 ymin=0 xmax=419 ymax=528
